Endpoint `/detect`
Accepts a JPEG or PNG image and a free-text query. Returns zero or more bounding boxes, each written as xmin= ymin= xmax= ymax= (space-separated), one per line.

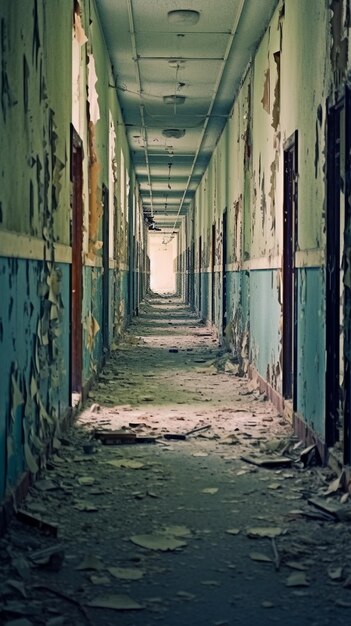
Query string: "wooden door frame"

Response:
xmin=326 ymin=88 xmax=351 ymax=463
xmin=344 ymin=85 xmax=351 ymax=463
xmin=211 ymin=223 xmax=216 ymax=324
xmin=282 ymin=130 xmax=298 ymax=408
xmin=198 ymin=235 xmax=202 ymax=314
xmin=70 ymin=126 xmax=83 ymax=394
xmin=222 ymin=208 xmax=228 ymax=336
xmin=326 ymin=97 xmax=342 ymax=448
xmin=102 ymin=184 xmax=109 ymax=352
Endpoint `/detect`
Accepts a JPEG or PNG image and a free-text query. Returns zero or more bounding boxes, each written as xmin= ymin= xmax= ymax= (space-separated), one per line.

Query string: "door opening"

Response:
xmin=198 ymin=236 xmax=202 ymax=315
xmin=283 ymin=131 xmax=298 ymax=408
xmin=70 ymin=127 xmax=83 ymax=402
xmin=148 ymin=232 xmax=177 ymax=294
xmin=102 ymin=184 xmax=109 ymax=353
xmin=211 ymin=223 xmax=216 ymax=324
xmin=222 ymin=209 xmax=228 ymax=336
xmin=326 ymin=92 xmax=351 ymax=463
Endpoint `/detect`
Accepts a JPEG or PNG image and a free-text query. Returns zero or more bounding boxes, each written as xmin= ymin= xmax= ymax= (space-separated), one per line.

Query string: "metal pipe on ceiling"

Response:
xmin=126 ymin=0 xmax=154 ymax=217
xmin=170 ymin=0 xmax=246 ymax=235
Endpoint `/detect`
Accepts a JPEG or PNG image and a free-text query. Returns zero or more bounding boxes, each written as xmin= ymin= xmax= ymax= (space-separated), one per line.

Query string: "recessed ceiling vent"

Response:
xmin=167 ymin=10 xmax=200 ymax=24
xmin=163 ymin=95 xmax=186 ymax=105
xmin=162 ymin=128 xmax=186 ymax=138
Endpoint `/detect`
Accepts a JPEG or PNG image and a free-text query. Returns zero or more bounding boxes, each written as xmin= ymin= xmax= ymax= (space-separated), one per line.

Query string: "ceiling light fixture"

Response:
xmin=163 ymin=95 xmax=186 ymax=105
xmin=162 ymin=128 xmax=186 ymax=138
xmin=168 ymin=58 xmax=186 ymax=68
xmin=167 ymin=9 xmax=200 ymax=24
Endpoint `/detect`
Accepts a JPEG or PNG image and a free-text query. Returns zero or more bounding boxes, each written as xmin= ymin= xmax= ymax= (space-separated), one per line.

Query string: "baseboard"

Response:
xmin=248 ymin=365 xmax=328 ymax=465
xmin=248 ymin=365 xmax=285 ymax=413
xmin=293 ymin=411 xmax=328 ymax=465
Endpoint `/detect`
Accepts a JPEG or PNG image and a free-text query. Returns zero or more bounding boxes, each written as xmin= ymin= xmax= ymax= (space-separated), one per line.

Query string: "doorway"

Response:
xmin=222 ymin=209 xmax=228 ymax=336
xmin=148 ymin=232 xmax=177 ymax=294
xmin=198 ymin=236 xmax=202 ymax=314
xmin=326 ymin=90 xmax=351 ymax=463
xmin=102 ymin=184 xmax=109 ymax=353
xmin=70 ymin=127 xmax=83 ymax=399
xmin=211 ymin=223 xmax=216 ymax=324
xmin=282 ymin=131 xmax=298 ymax=408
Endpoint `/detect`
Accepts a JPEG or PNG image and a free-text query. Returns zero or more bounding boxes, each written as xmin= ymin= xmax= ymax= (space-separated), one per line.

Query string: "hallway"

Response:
xmin=1 ymin=300 xmax=351 ymax=625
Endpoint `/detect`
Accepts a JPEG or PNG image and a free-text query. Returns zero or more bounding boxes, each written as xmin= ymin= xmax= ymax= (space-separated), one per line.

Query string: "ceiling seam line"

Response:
xmin=126 ymin=0 xmax=153 ymax=218
xmin=170 ymin=0 xmax=246 ymax=236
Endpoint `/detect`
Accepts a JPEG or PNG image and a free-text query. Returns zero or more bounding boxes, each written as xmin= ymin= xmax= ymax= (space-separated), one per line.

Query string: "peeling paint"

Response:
xmin=88 ymin=121 xmax=102 ymax=259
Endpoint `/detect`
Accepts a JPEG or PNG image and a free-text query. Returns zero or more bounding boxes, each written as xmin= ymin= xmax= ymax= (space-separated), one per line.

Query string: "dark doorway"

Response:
xmin=282 ymin=131 xmax=298 ymax=407
xmin=102 ymin=184 xmax=109 ymax=353
xmin=190 ymin=241 xmax=195 ymax=309
xmin=344 ymin=86 xmax=351 ymax=463
xmin=222 ymin=209 xmax=227 ymax=336
xmin=70 ymin=127 xmax=83 ymax=397
xmin=326 ymin=91 xmax=351 ymax=463
xmin=198 ymin=236 xmax=202 ymax=315
xmin=211 ymin=223 xmax=216 ymax=324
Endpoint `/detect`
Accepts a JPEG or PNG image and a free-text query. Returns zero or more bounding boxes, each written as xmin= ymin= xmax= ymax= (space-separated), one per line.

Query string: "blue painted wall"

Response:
xmin=250 ymin=270 xmax=281 ymax=389
xmin=0 ymin=259 xmax=70 ymax=498
xmin=296 ymin=268 xmax=325 ymax=437
xmin=200 ymin=272 xmax=210 ymax=320
xmin=225 ymin=270 xmax=250 ymax=363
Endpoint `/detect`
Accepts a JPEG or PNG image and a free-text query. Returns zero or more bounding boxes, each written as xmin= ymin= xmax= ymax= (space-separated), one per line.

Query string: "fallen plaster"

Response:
xmin=2 ymin=298 xmax=351 ymax=624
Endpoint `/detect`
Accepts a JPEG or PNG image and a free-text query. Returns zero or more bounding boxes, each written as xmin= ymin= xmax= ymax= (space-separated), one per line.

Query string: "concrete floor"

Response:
xmin=1 ymin=297 xmax=351 ymax=625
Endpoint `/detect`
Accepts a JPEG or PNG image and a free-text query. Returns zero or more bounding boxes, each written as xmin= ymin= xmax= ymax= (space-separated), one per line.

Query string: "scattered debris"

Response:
xmin=16 ymin=510 xmax=59 ymax=537
xmin=241 ymin=454 xmax=292 ymax=468
xmin=249 ymin=552 xmax=272 ymax=563
xmin=328 ymin=567 xmax=344 ymax=581
xmin=107 ymin=459 xmax=145 ymax=469
xmin=307 ymin=497 xmax=351 ymax=522
xmin=300 ymin=444 xmax=321 ymax=467
xmin=286 ymin=572 xmax=310 ymax=587
xmin=88 ymin=594 xmax=145 ymax=610
xmin=29 ymin=545 xmax=65 ymax=571
xmin=164 ymin=424 xmax=211 ymax=441
xmin=94 ymin=430 xmax=156 ymax=445
xmin=108 ymin=567 xmax=144 ymax=580
xmin=130 ymin=534 xmax=187 ymax=551
xmin=246 ymin=527 xmax=283 ymax=539
xmin=76 ymin=555 xmax=104 ymax=571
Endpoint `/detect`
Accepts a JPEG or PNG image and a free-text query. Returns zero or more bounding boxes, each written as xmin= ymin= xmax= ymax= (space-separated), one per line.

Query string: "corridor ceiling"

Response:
xmin=96 ymin=0 xmax=279 ymax=227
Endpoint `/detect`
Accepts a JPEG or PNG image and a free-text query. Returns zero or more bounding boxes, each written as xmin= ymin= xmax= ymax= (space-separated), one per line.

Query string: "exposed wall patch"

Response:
xmin=271 ymin=52 xmax=280 ymax=131
xmin=23 ymin=55 xmax=29 ymax=113
xmin=261 ymin=68 xmax=270 ymax=113
xmin=88 ymin=54 xmax=100 ymax=125
xmin=88 ymin=122 xmax=102 ymax=260
xmin=32 ymin=0 xmax=41 ymax=68
xmin=74 ymin=3 xmax=88 ymax=46
xmin=330 ymin=0 xmax=348 ymax=87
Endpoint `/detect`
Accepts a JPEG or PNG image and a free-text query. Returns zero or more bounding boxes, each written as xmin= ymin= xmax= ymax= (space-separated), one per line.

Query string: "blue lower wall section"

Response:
xmin=250 ymin=270 xmax=282 ymax=389
xmin=0 ymin=258 xmax=70 ymax=499
xmin=82 ymin=266 xmax=103 ymax=382
xmin=226 ymin=270 xmax=250 ymax=359
xmin=225 ymin=266 xmax=326 ymax=441
xmin=200 ymin=272 xmax=210 ymax=320
xmin=296 ymin=267 xmax=325 ymax=437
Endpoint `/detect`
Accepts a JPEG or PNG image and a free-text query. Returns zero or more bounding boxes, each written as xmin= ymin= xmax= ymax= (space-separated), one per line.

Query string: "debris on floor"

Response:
xmin=1 ymin=298 xmax=351 ymax=626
